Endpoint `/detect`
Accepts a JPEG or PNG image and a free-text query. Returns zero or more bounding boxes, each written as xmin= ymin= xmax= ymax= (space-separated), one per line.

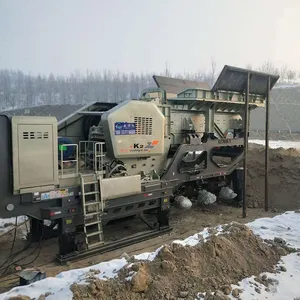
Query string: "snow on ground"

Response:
xmin=249 ymin=139 xmax=300 ymax=149
xmin=227 ymin=254 xmax=300 ymax=300
xmin=225 ymin=211 xmax=300 ymax=300
xmin=1 ymin=211 xmax=300 ymax=300
xmin=0 ymin=216 xmax=27 ymax=234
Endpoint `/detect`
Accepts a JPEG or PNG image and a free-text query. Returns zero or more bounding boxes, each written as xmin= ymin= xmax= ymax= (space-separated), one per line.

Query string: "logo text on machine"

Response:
xmin=130 ymin=140 xmax=159 ymax=152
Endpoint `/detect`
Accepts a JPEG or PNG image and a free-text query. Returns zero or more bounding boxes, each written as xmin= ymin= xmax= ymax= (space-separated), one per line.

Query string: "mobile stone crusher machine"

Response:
xmin=0 ymin=65 xmax=279 ymax=262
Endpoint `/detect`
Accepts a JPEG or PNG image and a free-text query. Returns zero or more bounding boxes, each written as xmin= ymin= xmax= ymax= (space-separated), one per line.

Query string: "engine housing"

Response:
xmin=101 ymin=100 xmax=165 ymax=159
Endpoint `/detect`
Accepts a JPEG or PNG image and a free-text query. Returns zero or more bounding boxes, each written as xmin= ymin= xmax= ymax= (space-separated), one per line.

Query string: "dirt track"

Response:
xmin=0 ymin=143 xmax=300 ymax=294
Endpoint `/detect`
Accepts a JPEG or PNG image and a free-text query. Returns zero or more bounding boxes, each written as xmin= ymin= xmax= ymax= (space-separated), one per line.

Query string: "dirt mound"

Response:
xmin=70 ymin=223 xmax=289 ymax=300
xmin=247 ymin=144 xmax=300 ymax=210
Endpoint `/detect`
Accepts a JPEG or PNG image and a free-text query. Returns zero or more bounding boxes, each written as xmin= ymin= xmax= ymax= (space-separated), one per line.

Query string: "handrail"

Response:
xmin=60 ymin=143 xmax=79 ymax=177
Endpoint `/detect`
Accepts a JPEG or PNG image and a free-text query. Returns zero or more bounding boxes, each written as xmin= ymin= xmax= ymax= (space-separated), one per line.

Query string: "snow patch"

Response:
xmin=229 ymin=254 xmax=300 ymax=299
xmin=0 ymin=216 xmax=27 ymax=234
xmin=249 ymin=139 xmax=300 ymax=149
xmin=228 ymin=211 xmax=300 ymax=299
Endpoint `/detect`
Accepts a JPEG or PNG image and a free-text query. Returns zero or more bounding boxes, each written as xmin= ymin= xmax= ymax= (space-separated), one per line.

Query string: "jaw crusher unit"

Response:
xmin=0 ymin=65 xmax=279 ymax=262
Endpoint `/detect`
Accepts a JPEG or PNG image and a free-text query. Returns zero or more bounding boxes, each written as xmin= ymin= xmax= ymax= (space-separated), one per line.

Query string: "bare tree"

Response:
xmin=258 ymin=61 xmax=279 ymax=75
xmin=245 ymin=64 xmax=253 ymax=70
xmin=210 ymin=58 xmax=217 ymax=84
xmin=24 ymin=75 xmax=34 ymax=107
xmin=164 ymin=62 xmax=171 ymax=77
xmin=0 ymin=70 xmax=13 ymax=109
xmin=286 ymin=69 xmax=297 ymax=83
xmin=279 ymin=65 xmax=288 ymax=83
xmin=2 ymin=61 xmax=300 ymax=112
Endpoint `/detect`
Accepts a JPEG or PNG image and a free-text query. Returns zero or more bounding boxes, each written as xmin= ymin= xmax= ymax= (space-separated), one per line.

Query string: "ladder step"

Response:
xmin=80 ymin=173 xmax=98 ymax=177
xmin=88 ymin=241 xmax=105 ymax=248
xmin=85 ymin=220 xmax=101 ymax=226
xmin=85 ymin=191 xmax=98 ymax=195
xmin=80 ymin=173 xmax=104 ymax=248
xmin=85 ymin=212 xmax=100 ymax=218
xmin=84 ymin=181 xmax=98 ymax=185
xmin=87 ymin=231 xmax=103 ymax=237
xmin=85 ymin=201 xmax=100 ymax=206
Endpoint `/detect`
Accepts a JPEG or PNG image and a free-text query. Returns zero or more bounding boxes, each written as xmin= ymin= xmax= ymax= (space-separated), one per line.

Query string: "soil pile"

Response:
xmin=247 ymin=143 xmax=300 ymax=210
xmin=70 ymin=222 xmax=290 ymax=300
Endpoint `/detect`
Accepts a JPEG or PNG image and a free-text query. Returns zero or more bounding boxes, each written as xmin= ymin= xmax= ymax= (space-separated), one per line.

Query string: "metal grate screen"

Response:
xmin=134 ymin=117 xmax=153 ymax=135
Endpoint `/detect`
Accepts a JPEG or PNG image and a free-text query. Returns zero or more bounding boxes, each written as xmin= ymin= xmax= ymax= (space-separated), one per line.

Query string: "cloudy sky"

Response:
xmin=0 ymin=0 xmax=299 ymax=76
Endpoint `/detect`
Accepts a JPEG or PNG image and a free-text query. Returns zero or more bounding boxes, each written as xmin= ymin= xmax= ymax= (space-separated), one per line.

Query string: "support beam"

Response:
xmin=243 ymin=72 xmax=250 ymax=218
xmin=265 ymin=76 xmax=271 ymax=211
xmin=188 ymin=101 xmax=197 ymax=110
xmin=204 ymin=104 xmax=215 ymax=133
xmin=77 ymin=111 xmax=105 ymax=116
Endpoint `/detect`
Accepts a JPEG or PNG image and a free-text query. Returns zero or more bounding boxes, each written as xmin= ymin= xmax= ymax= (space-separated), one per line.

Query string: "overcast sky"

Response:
xmin=1 ymin=0 xmax=299 ymax=76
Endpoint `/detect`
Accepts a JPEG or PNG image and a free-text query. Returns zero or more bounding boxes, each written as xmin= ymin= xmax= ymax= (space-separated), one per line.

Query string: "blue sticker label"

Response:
xmin=41 ymin=192 xmax=50 ymax=200
xmin=114 ymin=122 xmax=136 ymax=135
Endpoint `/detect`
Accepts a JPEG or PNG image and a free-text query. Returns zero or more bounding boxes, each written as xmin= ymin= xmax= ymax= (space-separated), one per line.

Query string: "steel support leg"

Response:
xmin=265 ymin=76 xmax=271 ymax=211
xmin=231 ymin=167 xmax=244 ymax=207
xmin=243 ymin=72 xmax=250 ymax=218
xmin=58 ymin=233 xmax=77 ymax=257
xmin=29 ymin=218 xmax=43 ymax=242
xmin=140 ymin=213 xmax=157 ymax=230
xmin=158 ymin=207 xmax=170 ymax=229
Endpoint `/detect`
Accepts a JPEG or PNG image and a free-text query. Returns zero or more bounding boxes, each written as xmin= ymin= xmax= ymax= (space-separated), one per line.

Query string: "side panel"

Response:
xmin=215 ymin=113 xmax=242 ymax=133
xmin=0 ymin=115 xmax=80 ymax=219
xmin=100 ymin=175 xmax=142 ymax=200
xmin=11 ymin=116 xmax=59 ymax=194
xmin=0 ymin=116 xmax=30 ymax=218
xmin=170 ymin=111 xmax=205 ymax=144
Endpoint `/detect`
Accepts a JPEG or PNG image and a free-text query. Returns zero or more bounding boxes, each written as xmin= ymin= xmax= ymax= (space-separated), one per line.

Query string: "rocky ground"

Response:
xmin=70 ymin=223 xmax=297 ymax=300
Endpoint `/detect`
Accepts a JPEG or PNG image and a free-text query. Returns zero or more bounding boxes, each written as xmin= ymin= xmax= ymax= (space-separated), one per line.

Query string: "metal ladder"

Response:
xmin=80 ymin=173 xmax=104 ymax=249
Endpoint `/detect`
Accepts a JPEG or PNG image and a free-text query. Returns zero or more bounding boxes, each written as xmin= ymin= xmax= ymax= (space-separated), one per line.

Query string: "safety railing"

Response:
xmin=94 ymin=142 xmax=105 ymax=175
xmin=79 ymin=141 xmax=95 ymax=170
xmin=79 ymin=141 xmax=105 ymax=175
xmin=59 ymin=143 xmax=79 ymax=178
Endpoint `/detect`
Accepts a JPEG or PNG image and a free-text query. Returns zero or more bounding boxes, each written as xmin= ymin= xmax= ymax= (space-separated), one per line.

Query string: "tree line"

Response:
xmin=0 ymin=61 xmax=298 ymax=111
